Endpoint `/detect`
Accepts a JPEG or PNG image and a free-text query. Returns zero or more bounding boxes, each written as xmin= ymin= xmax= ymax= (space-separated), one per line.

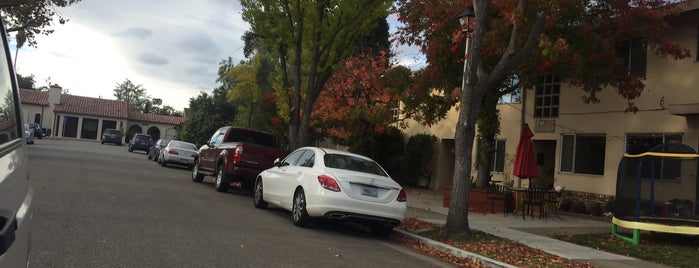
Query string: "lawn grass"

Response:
xmin=552 ymin=231 xmax=699 ymax=268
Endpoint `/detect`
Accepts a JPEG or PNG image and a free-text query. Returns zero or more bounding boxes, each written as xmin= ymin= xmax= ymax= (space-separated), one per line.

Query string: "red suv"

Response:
xmin=128 ymin=133 xmax=153 ymax=153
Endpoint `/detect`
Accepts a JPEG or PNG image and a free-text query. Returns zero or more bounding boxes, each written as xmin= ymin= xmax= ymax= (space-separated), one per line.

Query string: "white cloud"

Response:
xmin=12 ymin=0 xmax=247 ymax=111
xmin=11 ymin=1 xmax=425 ymax=111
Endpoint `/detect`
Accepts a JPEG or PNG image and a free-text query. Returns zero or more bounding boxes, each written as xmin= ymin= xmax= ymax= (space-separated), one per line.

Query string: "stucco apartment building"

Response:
xmin=19 ymin=86 xmax=185 ymax=143
xmin=402 ymin=1 xmax=699 ymax=200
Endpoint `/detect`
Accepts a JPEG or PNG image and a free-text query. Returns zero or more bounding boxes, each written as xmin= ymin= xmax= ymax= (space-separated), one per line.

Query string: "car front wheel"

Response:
xmin=292 ymin=189 xmax=311 ymax=227
xmin=191 ymin=161 xmax=204 ymax=182
xmin=214 ymin=164 xmax=229 ymax=192
xmin=253 ymin=178 xmax=268 ymax=209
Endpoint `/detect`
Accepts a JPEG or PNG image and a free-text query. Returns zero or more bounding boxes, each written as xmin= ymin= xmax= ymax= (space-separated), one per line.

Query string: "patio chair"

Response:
xmin=522 ymin=188 xmax=548 ymax=221
xmin=487 ymin=184 xmax=513 ymax=216
xmin=544 ymin=187 xmax=564 ymax=220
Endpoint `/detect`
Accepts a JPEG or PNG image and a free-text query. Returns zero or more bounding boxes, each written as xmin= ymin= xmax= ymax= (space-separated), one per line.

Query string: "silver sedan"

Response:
xmin=158 ymin=140 xmax=197 ymax=170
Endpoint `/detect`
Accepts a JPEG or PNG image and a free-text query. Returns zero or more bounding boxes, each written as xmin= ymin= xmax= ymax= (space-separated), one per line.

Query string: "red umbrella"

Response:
xmin=513 ymin=123 xmax=538 ymax=181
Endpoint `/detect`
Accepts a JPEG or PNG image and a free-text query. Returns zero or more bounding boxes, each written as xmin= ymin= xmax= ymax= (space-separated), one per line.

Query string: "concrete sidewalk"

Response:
xmin=403 ymin=188 xmax=671 ymax=268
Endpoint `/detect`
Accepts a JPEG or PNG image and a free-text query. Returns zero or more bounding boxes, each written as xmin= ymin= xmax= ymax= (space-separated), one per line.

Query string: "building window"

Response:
xmin=615 ymin=37 xmax=647 ymax=78
xmin=476 ymin=139 xmax=506 ymax=173
xmin=560 ymin=134 xmax=606 ymax=175
xmin=626 ymin=133 xmax=682 ymax=180
xmin=534 ymin=73 xmax=559 ymax=118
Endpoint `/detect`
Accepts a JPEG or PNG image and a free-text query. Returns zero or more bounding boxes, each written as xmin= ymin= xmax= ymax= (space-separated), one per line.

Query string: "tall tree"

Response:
xmin=394 ymin=0 xmax=691 ymax=235
xmin=312 ymin=52 xmax=401 ymax=154
xmin=240 ymin=0 xmax=392 ymax=149
xmin=1 ymin=0 xmax=82 ymax=48
xmin=113 ymin=79 xmax=148 ymax=112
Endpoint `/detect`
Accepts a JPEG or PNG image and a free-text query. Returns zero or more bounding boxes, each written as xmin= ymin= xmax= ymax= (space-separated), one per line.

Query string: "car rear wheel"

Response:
xmin=370 ymin=223 xmax=394 ymax=237
xmin=292 ymin=189 xmax=311 ymax=227
xmin=191 ymin=161 xmax=204 ymax=182
xmin=214 ymin=164 xmax=230 ymax=192
xmin=253 ymin=178 xmax=268 ymax=209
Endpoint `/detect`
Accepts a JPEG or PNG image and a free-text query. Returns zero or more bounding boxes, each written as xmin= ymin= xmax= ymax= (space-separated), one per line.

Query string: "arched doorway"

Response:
xmin=147 ymin=126 xmax=160 ymax=141
xmin=126 ymin=125 xmax=142 ymax=143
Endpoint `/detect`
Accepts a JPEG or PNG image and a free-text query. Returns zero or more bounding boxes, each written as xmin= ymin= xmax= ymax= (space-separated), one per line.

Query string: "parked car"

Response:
xmin=148 ymin=138 xmax=171 ymax=161
xmin=253 ymin=147 xmax=407 ymax=236
xmin=101 ymin=128 xmax=123 ymax=146
xmin=28 ymin=123 xmax=43 ymax=139
xmin=159 ymin=140 xmax=197 ymax=169
xmin=0 ymin=14 xmax=34 ymax=267
xmin=192 ymin=126 xmax=288 ymax=192
xmin=128 ymin=133 xmax=153 ymax=153
xmin=24 ymin=123 xmax=34 ymax=144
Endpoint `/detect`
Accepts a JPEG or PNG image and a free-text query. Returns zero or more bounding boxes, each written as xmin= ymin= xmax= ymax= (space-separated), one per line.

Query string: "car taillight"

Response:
xmin=233 ymin=144 xmax=243 ymax=163
xmin=169 ymin=150 xmax=178 ymax=155
xmin=397 ymin=189 xmax=407 ymax=202
xmin=318 ymin=175 xmax=341 ymax=192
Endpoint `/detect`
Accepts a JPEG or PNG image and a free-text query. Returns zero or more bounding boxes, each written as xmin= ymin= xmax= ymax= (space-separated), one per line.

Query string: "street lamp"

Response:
xmin=457 ymin=6 xmax=475 ymax=93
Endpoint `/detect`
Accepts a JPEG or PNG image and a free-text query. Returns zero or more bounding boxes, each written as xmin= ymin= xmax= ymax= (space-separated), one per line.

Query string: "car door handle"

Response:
xmin=0 ymin=209 xmax=17 ymax=255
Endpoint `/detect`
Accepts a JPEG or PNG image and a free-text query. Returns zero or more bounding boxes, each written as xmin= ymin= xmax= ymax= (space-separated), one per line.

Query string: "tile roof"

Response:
xmin=54 ymin=94 xmax=129 ymax=119
xmin=127 ymin=111 xmax=185 ymax=125
xmin=19 ymin=89 xmax=49 ymax=106
xmin=18 ymin=89 xmax=185 ymax=125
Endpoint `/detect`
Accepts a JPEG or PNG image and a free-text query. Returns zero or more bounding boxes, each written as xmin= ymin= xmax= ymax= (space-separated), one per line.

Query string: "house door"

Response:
xmin=532 ymin=140 xmax=557 ymax=188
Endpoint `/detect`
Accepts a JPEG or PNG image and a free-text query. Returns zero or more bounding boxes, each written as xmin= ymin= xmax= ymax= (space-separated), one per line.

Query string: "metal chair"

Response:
xmin=522 ymin=188 xmax=547 ymax=220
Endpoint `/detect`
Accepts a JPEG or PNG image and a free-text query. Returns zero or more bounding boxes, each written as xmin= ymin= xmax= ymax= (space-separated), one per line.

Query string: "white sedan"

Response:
xmin=159 ymin=140 xmax=197 ymax=170
xmin=254 ymin=147 xmax=407 ymax=236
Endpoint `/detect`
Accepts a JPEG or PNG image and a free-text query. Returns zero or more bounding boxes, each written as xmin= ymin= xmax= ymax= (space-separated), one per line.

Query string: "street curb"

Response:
xmin=394 ymin=229 xmax=517 ymax=268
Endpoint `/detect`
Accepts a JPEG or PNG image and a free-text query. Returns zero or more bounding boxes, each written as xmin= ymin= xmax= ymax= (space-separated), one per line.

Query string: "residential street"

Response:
xmin=26 ymin=139 xmax=447 ymax=268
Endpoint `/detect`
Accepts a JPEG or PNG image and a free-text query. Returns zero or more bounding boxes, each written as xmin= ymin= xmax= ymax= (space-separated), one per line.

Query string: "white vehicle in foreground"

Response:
xmin=254 ymin=147 xmax=406 ymax=236
xmin=0 ymin=8 xmax=34 ymax=267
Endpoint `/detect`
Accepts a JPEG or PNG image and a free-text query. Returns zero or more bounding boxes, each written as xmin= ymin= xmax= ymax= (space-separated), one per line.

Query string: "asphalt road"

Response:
xmin=26 ymin=139 xmax=448 ymax=268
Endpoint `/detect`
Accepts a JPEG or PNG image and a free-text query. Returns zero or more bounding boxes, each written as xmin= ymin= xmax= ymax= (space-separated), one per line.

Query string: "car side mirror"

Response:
xmin=273 ymin=158 xmax=281 ymax=167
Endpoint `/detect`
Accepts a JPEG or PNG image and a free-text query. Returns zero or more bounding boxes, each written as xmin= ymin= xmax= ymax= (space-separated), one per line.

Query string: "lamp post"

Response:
xmin=457 ymin=6 xmax=475 ymax=93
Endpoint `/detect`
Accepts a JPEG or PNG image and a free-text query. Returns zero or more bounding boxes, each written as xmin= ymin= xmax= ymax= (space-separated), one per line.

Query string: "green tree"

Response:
xmin=113 ymin=79 xmax=148 ymax=112
xmin=179 ymin=87 xmax=236 ymax=145
xmin=240 ymin=0 xmax=392 ymax=149
xmin=1 ymin=0 xmax=82 ymax=48
xmin=16 ymin=73 xmax=36 ymax=89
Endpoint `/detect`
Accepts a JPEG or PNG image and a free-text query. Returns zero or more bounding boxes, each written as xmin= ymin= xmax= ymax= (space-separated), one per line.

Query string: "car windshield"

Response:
xmin=323 ymin=154 xmax=387 ymax=177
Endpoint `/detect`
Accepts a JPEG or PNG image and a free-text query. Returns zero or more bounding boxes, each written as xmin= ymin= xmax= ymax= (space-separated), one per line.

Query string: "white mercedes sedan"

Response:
xmin=253 ymin=147 xmax=406 ymax=236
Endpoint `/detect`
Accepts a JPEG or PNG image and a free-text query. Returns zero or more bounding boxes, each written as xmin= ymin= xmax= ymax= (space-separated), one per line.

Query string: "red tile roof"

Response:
xmin=54 ymin=94 xmax=129 ymax=119
xmin=19 ymin=89 xmax=49 ymax=106
xmin=18 ymin=89 xmax=185 ymax=125
xmin=127 ymin=111 xmax=185 ymax=125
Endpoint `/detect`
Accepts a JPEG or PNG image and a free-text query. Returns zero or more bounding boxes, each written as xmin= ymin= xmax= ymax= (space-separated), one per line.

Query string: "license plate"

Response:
xmin=361 ymin=186 xmax=378 ymax=198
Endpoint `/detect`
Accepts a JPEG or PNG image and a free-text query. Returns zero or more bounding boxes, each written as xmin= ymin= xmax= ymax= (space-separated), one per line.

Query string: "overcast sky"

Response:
xmin=10 ymin=0 xmax=424 ymax=112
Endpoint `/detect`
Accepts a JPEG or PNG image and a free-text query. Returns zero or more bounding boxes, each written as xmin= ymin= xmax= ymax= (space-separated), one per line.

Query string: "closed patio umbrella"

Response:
xmin=513 ymin=123 xmax=538 ymax=187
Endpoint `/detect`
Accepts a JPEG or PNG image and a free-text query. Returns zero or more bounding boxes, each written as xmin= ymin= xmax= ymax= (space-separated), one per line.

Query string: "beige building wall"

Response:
xmin=401 ymin=6 xmax=699 ymax=198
